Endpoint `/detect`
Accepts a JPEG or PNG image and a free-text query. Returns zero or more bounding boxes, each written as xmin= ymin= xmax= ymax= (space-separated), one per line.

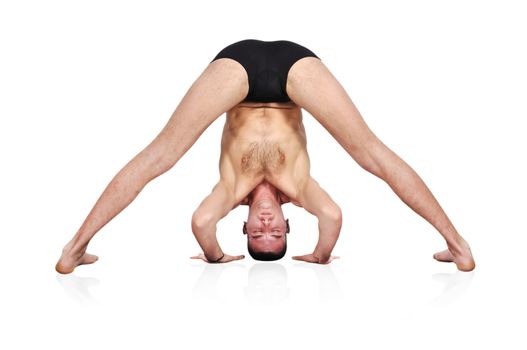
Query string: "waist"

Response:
xmin=235 ymin=101 xmax=298 ymax=109
xmin=226 ymin=104 xmax=303 ymax=132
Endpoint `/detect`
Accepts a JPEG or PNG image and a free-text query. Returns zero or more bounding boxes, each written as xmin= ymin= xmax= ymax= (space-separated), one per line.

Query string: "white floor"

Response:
xmin=2 ymin=180 xmax=526 ymax=349
xmin=2 ymin=1 xmax=527 ymax=349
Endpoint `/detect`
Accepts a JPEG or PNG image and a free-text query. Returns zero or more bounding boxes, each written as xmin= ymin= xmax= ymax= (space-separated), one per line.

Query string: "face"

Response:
xmin=244 ymin=198 xmax=289 ymax=253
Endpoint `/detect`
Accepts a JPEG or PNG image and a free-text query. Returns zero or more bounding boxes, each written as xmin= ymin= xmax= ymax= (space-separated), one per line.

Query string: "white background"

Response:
xmin=1 ymin=0 xmax=526 ymax=349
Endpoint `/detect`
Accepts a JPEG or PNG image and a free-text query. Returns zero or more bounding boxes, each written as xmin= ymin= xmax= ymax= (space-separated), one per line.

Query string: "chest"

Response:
xmin=240 ymin=140 xmax=286 ymax=174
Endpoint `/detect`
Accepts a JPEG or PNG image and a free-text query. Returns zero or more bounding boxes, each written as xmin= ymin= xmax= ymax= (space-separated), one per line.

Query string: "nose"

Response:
xmin=258 ymin=213 xmax=274 ymax=224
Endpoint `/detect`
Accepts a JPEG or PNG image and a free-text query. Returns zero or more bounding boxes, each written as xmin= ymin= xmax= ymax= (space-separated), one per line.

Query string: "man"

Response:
xmin=188 ymin=100 xmax=342 ymax=264
xmin=56 ymin=39 xmax=475 ymax=274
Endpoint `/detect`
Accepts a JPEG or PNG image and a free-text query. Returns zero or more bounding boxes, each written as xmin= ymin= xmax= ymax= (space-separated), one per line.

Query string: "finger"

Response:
xmin=292 ymin=254 xmax=310 ymax=259
xmin=292 ymin=255 xmax=313 ymax=262
xmin=224 ymin=255 xmax=245 ymax=262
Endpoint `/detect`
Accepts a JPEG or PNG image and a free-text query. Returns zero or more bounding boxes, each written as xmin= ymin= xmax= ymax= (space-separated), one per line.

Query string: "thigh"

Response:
xmin=286 ymin=57 xmax=379 ymax=158
xmin=148 ymin=58 xmax=249 ymax=170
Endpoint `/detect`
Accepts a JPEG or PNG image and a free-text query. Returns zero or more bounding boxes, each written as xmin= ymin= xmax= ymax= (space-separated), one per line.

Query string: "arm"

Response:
xmin=295 ymin=177 xmax=343 ymax=264
xmin=191 ymin=181 xmax=244 ymax=263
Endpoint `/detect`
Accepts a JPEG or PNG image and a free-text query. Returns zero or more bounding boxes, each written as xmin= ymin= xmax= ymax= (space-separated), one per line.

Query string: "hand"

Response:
xmin=190 ymin=252 xmax=245 ymax=263
xmin=292 ymin=253 xmax=340 ymax=264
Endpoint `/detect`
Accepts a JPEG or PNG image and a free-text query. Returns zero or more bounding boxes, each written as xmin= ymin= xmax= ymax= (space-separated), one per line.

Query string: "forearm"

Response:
xmin=312 ymin=214 xmax=342 ymax=263
xmin=297 ymin=177 xmax=343 ymax=263
xmin=191 ymin=221 xmax=223 ymax=262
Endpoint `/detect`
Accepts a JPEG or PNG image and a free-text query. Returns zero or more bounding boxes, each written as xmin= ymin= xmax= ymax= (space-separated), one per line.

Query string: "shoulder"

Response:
xmin=266 ymin=176 xmax=311 ymax=208
xmin=296 ymin=176 xmax=318 ymax=202
xmin=226 ymin=176 xmax=265 ymax=209
xmin=278 ymin=191 xmax=302 ymax=207
xmin=238 ymin=196 xmax=250 ymax=206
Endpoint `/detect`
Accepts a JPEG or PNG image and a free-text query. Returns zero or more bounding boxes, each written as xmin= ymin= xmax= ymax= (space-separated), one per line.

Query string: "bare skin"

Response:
xmin=56 ymin=54 xmax=475 ymax=273
xmin=190 ymin=180 xmax=340 ymax=264
xmin=56 ymin=59 xmax=249 ymax=274
xmin=286 ymin=57 xmax=475 ymax=271
xmin=189 ymin=100 xmax=342 ymax=263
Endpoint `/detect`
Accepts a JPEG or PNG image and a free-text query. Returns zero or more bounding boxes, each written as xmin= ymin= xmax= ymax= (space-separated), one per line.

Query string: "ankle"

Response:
xmin=63 ymin=239 xmax=87 ymax=256
xmin=448 ymin=237 xmax=471 ymax=255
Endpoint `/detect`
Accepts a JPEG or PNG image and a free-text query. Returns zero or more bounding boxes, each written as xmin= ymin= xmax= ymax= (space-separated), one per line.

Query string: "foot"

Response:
xmin=433 ymin=239 xmax=475 ymax=272
xmin=55 ymin=241 xmax=99 ymax=274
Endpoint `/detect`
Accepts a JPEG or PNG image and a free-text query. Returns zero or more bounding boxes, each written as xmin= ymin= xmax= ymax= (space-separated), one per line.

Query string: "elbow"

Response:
xmin=322 ymin=204 xmax=343 ymax=227
xmin=191 ymin=210 xmax=216 ymax=235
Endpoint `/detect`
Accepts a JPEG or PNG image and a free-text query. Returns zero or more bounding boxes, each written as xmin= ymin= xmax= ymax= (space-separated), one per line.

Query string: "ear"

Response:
xmin=243 ymin=221 xmax=248 ymax=235
xmin=285 ymin=219 xmax=290 ymax=234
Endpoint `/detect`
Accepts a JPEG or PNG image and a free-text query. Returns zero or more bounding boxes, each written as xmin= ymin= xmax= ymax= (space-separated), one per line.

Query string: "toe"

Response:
xmin=81 ymin=253 xmax=99 ymax=265
xmin=433 ymin=249 xmax=454 ymax=262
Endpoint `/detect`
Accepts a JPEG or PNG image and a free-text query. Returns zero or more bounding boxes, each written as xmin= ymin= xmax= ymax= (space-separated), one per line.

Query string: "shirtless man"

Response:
xmin=56 ymin=39 xmax=475 ymax=274
xmin=189 ymin=101 xmax=341 ymax=264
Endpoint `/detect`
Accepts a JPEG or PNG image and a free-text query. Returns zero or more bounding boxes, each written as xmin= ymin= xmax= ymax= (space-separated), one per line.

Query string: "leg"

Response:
xmin=286 ymin=57 xmax=475 ymax=271
xmin=56 ymin=58 xmax=248 ymax=274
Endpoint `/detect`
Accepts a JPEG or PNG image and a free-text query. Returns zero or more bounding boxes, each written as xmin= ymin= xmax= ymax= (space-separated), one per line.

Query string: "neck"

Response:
xmin=249 ymin=181 xmax=279 ymax=205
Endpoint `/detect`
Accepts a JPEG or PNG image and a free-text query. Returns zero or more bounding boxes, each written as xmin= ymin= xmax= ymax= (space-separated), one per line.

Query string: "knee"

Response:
xmin=352 ymin=149 xmax=377 ymax=174
xmin=141 ymin=133 xmax=185 ymax=179
xmin=135 ymin=147 xmax=178 ymax=183
xmin=154 ymin=156 xmax=178 ymax=176
xmin=349 ymin=138 xmax=384 ymax=177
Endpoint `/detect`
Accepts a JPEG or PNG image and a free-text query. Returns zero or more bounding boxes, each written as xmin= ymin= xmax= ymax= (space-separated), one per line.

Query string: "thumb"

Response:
xmin=292 ymin=255 xmax=310 ymax=262
xmin=293 ymin=254 xmax=319 ymax=263
xmin=229 ymin=255 xmax=245 ymax=261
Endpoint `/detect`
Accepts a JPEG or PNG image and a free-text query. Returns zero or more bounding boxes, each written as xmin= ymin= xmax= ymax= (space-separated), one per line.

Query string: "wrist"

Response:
xmin=207 ymin=252 xmax=224 ymax=263
xmin=313 ymin=251 xmax=331 ymax=263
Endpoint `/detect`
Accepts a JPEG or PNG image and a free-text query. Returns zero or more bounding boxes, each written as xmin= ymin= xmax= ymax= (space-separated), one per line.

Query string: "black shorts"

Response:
xmin=210 ymin=39 xmax=320 ymax=103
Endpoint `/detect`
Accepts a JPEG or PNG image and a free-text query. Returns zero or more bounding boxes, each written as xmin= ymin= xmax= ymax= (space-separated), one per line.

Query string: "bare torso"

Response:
xmin=219 ymin=101 xmax=309 ymax=207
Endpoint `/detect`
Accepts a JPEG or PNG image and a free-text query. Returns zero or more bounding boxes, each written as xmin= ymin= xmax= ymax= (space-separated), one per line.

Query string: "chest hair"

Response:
xmin=240 ymin=141 xmax=286 ymax=173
